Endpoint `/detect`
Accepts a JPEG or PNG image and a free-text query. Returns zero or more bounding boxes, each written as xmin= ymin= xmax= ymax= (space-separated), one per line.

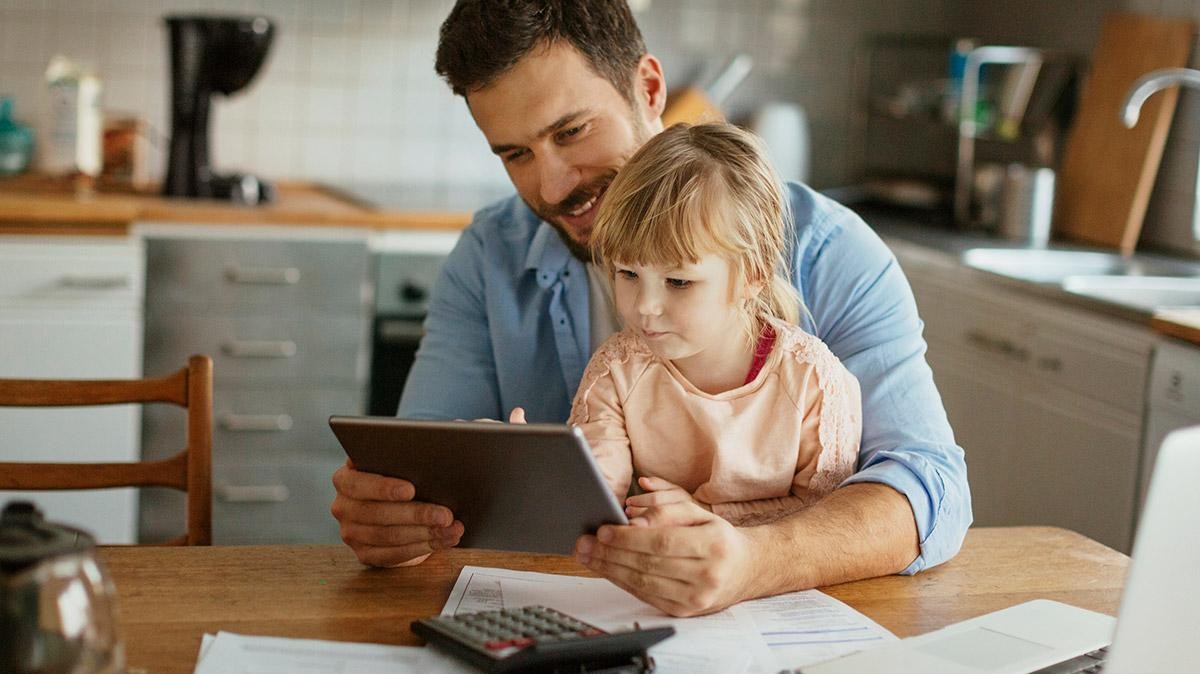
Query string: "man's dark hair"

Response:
xmin=435 ymin=0 xmax=647 ymax=104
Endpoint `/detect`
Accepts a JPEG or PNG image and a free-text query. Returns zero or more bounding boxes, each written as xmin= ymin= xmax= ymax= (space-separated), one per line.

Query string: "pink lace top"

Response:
xmin=568 ymin=323 xmax=862 ymax=526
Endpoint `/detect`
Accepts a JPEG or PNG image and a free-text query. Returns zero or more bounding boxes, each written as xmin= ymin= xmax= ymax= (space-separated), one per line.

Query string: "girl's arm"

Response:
xmin=568 ymin=350 xmax=634 ymax=502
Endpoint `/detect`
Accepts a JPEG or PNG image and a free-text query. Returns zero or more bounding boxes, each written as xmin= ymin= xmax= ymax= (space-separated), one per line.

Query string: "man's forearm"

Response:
xmin=740 ymin=482 xmax=920 ymax=596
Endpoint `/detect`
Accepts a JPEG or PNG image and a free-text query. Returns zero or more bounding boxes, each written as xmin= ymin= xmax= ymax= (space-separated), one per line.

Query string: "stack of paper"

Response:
xmin=191 ymin=566 xmax=895 ymax=674
xmin=193 ymin=632 xmax=473 ymax=674
xmin=443 ymin=566 xmax=896 ymax=673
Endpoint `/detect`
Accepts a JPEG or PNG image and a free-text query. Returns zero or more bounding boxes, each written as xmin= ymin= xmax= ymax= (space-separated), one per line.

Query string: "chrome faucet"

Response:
xmin=1122 ymin=68 xmax=1200 ymax=127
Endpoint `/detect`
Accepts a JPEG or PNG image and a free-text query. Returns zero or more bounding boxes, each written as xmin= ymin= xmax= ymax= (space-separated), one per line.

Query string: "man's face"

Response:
xmin=466 ymin=42 xmax=663 ymax=260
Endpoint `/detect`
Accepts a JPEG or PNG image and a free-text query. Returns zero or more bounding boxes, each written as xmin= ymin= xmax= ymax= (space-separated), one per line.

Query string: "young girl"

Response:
xmin=568 ymin=122 xmax=861 ymax=527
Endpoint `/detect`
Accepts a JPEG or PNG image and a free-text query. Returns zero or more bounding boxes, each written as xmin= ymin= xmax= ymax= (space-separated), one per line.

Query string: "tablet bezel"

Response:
xmin=328 ymin=416 xmax=628 ymax=554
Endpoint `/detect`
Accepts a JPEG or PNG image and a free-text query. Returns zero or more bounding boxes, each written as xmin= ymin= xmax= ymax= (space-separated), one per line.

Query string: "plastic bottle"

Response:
xmin=0 ymin=97 xmax=35 ymax=176
xmin=44 ymin=55 xmax=103 ymax=177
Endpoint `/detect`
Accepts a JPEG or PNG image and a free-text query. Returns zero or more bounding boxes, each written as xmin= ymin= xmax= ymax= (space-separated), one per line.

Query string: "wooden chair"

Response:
xmin=0 ymin=355 xmax=213 ymax=545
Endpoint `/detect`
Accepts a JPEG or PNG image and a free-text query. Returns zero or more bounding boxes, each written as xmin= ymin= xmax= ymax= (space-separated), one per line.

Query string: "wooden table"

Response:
xmin=100 ymin=526 xmax=1128 ymax=674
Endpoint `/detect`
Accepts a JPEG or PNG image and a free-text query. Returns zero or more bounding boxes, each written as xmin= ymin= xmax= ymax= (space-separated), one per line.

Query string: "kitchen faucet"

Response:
xmin=1121 ymin=67 xmax=1200 ymax=127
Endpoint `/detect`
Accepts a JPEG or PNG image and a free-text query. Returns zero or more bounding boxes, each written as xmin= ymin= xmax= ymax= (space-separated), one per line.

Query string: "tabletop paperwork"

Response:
xmin=443 ymin=565 xmax=896 ymax=673
xmin=191 ymin=565 xmax=894 ymax=674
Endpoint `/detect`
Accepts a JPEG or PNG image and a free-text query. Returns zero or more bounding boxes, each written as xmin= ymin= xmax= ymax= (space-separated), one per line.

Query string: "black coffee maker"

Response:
xmin=163 ymin=15 xmax=276 ymax=204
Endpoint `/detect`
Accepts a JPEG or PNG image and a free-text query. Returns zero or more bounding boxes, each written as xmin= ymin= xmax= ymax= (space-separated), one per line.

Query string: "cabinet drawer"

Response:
xmin=1028 ymin=331 xmax=1147 ymax=413
xmin=0 ymin=237 xmax=143 ymax=308
xmin=139 ymin=463 xmax=342 ymax=544
xmin=142 ymin=386 xmax=363 ymax=466
xmin=145 ymin=237 xmax=370 ymax=311
xmin=144 ymin=314 xmax=368 ymax=383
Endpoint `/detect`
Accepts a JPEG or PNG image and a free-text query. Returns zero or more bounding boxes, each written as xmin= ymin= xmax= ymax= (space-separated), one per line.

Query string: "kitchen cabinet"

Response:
xmin=136 ymin=225 xmax=372 ymax=544
xmin=891 ymin=241 xmax=1155 ymax=552
xmin=0 ymin=235 xmax=145 ymax=543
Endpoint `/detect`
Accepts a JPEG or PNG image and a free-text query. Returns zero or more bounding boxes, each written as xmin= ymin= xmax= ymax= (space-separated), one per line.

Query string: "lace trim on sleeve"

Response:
xmin=568 ymin=330 xmax=650 ymax=425
xmin=776 ymin=326 xmax=861 ymax=502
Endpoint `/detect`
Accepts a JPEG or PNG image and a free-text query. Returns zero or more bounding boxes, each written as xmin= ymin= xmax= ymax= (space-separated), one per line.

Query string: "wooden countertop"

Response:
xmin=99 ymin=526 xmax=1127 ymax=674
xmin=0 ymin=175 xmax=472 ymax=235
xmin=6 ymin=174 xmax=1198 ymax=347
xmin=1152 ymin=309 xmax=1200 ymax=346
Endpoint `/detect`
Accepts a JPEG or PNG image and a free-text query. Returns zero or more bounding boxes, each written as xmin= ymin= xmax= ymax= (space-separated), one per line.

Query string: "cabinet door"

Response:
xmin=0 ymin=312 xmax=143 ymax=544
xmin=924 ymin=339 xmax=1019 ymax=529
xmin=1008 ymin=381 xmax=1141 ymax=552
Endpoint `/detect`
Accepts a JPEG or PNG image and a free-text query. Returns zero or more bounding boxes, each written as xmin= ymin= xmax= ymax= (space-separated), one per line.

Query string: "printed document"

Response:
xmin=443 ymin=565 xmax=895 ymax=673
xmin=192 ymin=631 xmax=473 ymax=674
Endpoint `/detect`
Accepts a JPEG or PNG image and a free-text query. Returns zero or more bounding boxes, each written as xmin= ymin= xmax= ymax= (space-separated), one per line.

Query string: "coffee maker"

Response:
xmin=163 ymin=15 xmax=275 ymax=204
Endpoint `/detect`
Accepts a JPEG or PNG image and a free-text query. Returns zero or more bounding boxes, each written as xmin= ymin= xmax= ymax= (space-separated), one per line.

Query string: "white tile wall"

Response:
xmin=0 ymin=0 xmax=954 ymax=193
xmin=7 ymin=1 xmax=1190 ymax=251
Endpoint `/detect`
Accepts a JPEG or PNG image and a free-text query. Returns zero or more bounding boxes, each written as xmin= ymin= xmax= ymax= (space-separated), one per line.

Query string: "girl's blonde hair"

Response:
xmin=591 ymin=122 xmax=802 ymax=343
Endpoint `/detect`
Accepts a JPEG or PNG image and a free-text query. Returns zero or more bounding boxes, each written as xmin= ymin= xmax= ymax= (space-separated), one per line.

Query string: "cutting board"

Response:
xmin=1054 ymin=12 xmax=1195 ymax=254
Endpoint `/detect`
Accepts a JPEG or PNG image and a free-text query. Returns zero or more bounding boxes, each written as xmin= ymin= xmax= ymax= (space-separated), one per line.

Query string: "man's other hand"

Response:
xmin=573 ymin=501 xmax=761 ymax=617
xmin=330 ymin=459 xmax=464 ymax=567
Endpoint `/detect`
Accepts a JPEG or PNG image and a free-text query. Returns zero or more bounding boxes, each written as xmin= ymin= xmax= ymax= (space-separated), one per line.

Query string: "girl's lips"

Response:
xmin=641 ymin=330 xmax=668 ymax=339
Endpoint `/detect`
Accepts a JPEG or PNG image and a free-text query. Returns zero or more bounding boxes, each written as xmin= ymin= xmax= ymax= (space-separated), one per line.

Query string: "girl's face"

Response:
xmin=612 ymin=253 xmax=754 ymax=372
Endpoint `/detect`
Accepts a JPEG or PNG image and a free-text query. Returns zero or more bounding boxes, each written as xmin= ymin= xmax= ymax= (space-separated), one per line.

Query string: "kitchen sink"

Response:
xmin=1062 ymin=275 xmax=1200 ymax=311
xmin=961 ymin=247 xmax=1198 ymax=284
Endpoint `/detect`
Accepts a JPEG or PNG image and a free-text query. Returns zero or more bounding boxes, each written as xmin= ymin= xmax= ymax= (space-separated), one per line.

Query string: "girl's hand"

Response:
xmin=624 ymin=476 xmax=712 ymax=519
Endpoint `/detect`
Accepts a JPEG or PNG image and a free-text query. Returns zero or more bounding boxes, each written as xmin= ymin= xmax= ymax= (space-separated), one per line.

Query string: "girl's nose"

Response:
xmin=636 ymin=287 xmax=663 ymax=316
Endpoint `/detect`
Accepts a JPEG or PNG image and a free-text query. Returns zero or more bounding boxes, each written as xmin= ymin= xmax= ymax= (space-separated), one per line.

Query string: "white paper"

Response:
xmin=741 ymin=590 xmax=898 ymax=670
xmin=192 ymin=631 xmax=473 ymax=674
xmin=442 ymin=565 xmax=897 ymax=674
xmin=443 ymin=565 xmax=772 ymax=674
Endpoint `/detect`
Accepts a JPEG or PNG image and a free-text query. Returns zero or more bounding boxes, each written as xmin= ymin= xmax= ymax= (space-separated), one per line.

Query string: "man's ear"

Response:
xmin=634 ymin=54 xmax=667 ymax=124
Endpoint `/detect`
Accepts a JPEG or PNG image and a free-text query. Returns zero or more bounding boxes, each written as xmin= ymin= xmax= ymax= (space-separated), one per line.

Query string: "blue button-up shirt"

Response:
xmin=399 ymin=183 xmax=972 ymax=573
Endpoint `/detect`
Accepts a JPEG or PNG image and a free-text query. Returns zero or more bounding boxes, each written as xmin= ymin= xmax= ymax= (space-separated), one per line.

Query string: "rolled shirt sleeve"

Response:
xmin=791 ymin=184 xmax=972 ymax=573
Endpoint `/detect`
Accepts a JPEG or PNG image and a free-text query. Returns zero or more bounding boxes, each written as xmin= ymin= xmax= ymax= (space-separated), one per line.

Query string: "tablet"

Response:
xmin=328 ymin=416 xmax=628 ymax=555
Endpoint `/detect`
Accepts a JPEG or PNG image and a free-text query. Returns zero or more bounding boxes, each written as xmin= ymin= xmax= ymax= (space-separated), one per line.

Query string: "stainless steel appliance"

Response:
xmin=1140 ymin=339 xmax=1200 ymax=518
xmin=0 ymin=502 xmax=123 ymax=674
xmin=368 ymin=232 xmax=460 ymax=416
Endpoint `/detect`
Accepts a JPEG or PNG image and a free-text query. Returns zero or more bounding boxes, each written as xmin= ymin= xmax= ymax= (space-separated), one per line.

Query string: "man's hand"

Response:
xmin=330 ymin=459 xmax=464 ymax=567
xmin=573 ymin=501 xmax=761 ymax=617
xmin=623 ymin=476 xmax=711 ymax=519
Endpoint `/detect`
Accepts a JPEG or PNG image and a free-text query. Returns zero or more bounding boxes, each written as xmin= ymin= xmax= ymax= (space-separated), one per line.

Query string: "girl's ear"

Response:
xmin=742 ymin=274 xmax=766 ymax=301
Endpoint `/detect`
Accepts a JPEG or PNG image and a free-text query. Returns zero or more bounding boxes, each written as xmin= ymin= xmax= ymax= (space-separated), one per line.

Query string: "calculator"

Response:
xmin=411 ymin=605 xmax=675 ymax=673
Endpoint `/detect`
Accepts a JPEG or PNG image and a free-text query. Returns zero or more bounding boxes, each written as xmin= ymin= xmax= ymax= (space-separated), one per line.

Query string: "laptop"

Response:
xmin=328 ymin=416 xmax=628 ymax=554
xmin=800 ymin=424 xmax=1200 ymax=674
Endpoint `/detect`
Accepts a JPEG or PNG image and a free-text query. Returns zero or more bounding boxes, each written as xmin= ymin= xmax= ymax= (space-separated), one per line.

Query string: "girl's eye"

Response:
xmin=666 ymin=278 xmax=693 ymax=289
xmin=616 ymin=269 xmax=638 ymax=280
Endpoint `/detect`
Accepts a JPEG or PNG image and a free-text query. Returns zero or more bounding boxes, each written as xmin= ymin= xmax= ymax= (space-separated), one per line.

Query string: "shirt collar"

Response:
xmin=523 ymin=221 xmax=575 ymax=288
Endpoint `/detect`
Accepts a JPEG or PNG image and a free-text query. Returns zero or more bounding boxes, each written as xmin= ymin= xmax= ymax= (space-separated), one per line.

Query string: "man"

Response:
xmin=331 ymin=0 xmax=971 ymax=617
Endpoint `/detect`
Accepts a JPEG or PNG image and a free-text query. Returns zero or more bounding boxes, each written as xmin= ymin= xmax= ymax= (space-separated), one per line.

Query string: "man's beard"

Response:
xmin=524 ymin=171 xmax=616 ymax=262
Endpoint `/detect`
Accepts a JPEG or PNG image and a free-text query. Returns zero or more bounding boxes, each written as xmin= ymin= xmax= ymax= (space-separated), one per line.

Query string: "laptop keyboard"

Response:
xmin=1030 ymin=646 xmax=1108 ymax=673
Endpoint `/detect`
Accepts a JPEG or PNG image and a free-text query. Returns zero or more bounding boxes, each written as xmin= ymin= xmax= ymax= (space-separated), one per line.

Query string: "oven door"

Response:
xmin=368 ymin=314 xmax=424 ymax=416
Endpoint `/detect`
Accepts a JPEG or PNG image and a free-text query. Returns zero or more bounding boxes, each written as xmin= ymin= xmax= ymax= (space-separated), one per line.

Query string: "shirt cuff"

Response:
xmin=841 ymin=457 xmax=940 ymax=575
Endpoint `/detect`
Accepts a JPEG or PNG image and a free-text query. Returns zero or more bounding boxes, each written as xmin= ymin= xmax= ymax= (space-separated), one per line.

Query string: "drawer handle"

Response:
xmin=57 ymin=275 xmax=131 ymax=290
xmin=221 ymin=340 xmax=297 ymax=358
xmin=1037 ymin=356 xmax=1063 ymax=371
xmin=964 ymin=330 xmax=1029 ymax=362
xmin=225 ymin=265 xmax=301 ymax=285
xmin=220 ymin=413 xmax=294 ymax=432
xmin=216 ymin=484 xmax=291 ymax=503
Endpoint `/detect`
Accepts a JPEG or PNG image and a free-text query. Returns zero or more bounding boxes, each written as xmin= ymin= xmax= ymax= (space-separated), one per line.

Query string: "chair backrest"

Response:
xmin=0 ymin=355 xmax=213 ymax=545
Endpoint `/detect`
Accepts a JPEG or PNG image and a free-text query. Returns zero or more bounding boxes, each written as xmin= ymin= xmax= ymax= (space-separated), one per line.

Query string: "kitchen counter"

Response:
xmin=856 ymin=204 xmax=1200 ymax=347
xmin=0 ymin=175 xmax=474 ymax=235
xmin=1151 ymin=309 xmax=1200 ymax=345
